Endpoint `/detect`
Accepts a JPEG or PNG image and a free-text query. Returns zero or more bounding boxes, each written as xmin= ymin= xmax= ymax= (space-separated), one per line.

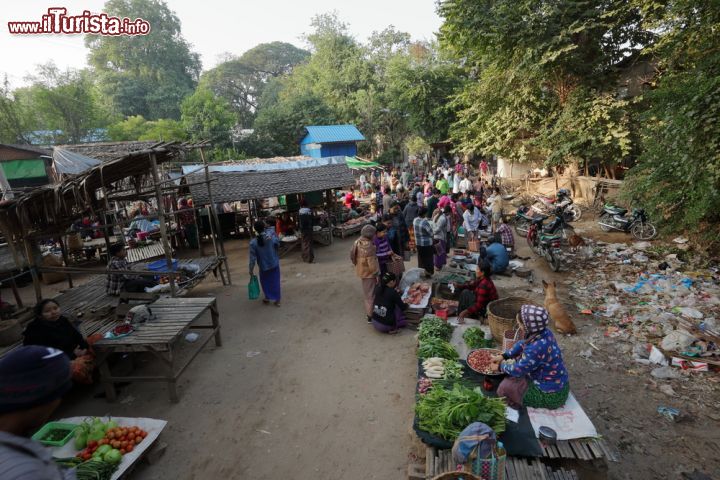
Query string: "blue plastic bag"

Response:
xmin=248 ymin=275 xmax=260 ymax=300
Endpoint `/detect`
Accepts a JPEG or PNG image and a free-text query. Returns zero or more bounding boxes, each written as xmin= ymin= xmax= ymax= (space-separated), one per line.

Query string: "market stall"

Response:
xmin=405 ymin=261 xmax=619 ymax=479
xmin=33 ymin=415 xmax=166 ymax=480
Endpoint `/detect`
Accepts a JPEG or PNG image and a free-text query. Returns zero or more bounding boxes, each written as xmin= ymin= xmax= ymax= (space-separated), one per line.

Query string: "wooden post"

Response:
xmin=21 ymin=234 xmax=42 ymax=302
xmin=57 ymin=235 xmax=73 ymax=288
xmin=149 ymin=153 xmax=176 ymax=296
xmin=199 ymin=147 xmax=232 ymax=285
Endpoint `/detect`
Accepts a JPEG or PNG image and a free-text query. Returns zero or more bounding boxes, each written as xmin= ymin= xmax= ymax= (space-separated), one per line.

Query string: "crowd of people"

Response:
xmin=347 ymin=160 xmax=517 ymax=334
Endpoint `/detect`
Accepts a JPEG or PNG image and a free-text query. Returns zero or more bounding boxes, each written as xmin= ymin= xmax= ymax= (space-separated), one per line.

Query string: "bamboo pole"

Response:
xmin=20 ymin=230 xmax=42 ymax=302
xmin=149 ymin=153 xmax=177 ymax=296
xmin=199 ymin=147 xmax=231 ymax=285
xmin=57 ymin=235 xmax=73 ymax=288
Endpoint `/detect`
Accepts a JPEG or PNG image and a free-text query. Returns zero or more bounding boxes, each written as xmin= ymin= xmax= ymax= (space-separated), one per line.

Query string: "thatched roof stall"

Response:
xmin=0 ymin=140 xmax=230 ymax=302
xmin=184 ymin=155 xmax=355 ymax=204
xmin=0 ymin=142 xmax=185 ymax=239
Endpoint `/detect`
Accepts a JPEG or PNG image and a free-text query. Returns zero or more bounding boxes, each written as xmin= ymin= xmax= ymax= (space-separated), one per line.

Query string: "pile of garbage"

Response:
xmin=568 ymin=240 xmax=720 ymax=371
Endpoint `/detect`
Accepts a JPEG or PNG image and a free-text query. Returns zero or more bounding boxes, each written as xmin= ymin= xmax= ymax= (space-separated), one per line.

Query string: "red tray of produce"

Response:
xmin=466 ymin=348 xmax=504 ymax=376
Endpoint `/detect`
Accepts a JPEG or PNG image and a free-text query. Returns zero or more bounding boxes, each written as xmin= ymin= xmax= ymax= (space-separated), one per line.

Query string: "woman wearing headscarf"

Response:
xmin=177 ymin=198 xmax=198 ymax=249
xmin=249 ymin=220 xmax=282 ymax=306
xmin=371 ymin=272 xmax=408 ymax=334
xmin=350 ymin=225 xmax=380 ymax=323
xmin=490 ymin=305 xmax=570 ymax=409
xmin=23 ymin=299 xmax=96 ymax=384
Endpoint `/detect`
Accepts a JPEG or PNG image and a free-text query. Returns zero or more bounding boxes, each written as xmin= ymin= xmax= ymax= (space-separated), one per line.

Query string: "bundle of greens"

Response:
xmin=418 ymin=316 xmax=454 ymax=342
xmin=415 ymin=383 xmax=507 ymax=440
xmin=463 ymin=327 xmax=495 ymax=349
xmin=443 ymin=361 xmax=464 ymax=380
xmin=418 ymin=338 xmax=459 ymax=360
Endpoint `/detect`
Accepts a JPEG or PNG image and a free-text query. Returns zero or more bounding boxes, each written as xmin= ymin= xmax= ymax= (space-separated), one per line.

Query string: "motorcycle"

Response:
xmin=530 ymin=189 xmax=582 ymax=222
xmin=526 ymin=215 xmax=564 ymax=272
xmin=598 ymin=205 xmax=657 ymax=240
xmin=514 ymin=205 xmax=575 ymax=244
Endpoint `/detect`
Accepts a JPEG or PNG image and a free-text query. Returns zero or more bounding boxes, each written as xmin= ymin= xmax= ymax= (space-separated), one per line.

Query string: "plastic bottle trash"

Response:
xmin=185 ymin=333 xmax=199 ymax=343
xmin=657 ymin=406 xmax=680 ymax=421
xmin=678 ymin=307 xmax=703 ymax=319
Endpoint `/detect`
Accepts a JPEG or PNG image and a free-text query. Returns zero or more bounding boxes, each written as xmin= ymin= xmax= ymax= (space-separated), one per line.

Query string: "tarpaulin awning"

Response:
xmin=0 ymin=159 xmax=47 ymax=179
xmin=345 ymin=156 xmax=380 ymax=170
xmin=53 ymin=147 xmax=102 ymax=175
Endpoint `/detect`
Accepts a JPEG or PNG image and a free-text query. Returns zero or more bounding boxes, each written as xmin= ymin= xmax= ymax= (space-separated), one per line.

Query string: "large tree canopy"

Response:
xmin=86 ymin=0 xmax=201 ymax=120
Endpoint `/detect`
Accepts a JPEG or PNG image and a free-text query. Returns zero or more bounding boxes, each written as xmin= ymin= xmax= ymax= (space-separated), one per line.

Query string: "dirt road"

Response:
xmin=53 ymin=237 xmax=417 ymax=480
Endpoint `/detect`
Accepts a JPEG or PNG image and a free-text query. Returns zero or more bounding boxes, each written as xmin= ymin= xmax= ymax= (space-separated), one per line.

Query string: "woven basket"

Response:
xmin=502 ymin=329 xmax=520 ymax=352
xmin=432 ymin=472 xmax=482 ymax=480
xmin=487 ymin=297 xmax=532 ymax=342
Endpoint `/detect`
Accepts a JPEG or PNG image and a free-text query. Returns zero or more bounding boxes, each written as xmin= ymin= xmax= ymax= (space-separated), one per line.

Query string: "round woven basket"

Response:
xmin=432 ymin=472 xmax=482 ymax=480
xmin=487 ymin=297 xmax=534 ymax=342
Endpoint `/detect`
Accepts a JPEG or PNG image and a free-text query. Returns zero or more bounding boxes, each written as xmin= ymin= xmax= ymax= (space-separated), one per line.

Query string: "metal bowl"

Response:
xmin=466 ymin=348 xmax=504 ymax=377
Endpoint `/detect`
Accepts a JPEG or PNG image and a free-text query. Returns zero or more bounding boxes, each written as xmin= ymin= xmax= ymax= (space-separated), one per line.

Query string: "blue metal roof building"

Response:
xmin=300 ymin=124 xmax=365 ymax=158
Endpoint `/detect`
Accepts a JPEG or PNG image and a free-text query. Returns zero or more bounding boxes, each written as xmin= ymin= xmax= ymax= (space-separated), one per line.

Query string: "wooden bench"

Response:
xmin=93 ymin=296 xmax=221 ymax=403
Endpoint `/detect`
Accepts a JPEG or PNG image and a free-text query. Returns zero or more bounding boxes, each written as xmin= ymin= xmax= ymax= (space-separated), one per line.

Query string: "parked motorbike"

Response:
xmin=598 ymin=205 xmax=657 ymax=240
xmin=526 ymin=215 xmax=564 ymax=272
xmin=530 ymin=189 xmax=582 ymax=222
xmin=514 ymin=205 xmax=575 ymax=243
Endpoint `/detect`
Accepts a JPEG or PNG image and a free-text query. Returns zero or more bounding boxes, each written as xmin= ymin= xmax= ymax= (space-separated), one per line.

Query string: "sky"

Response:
xmin=0 ymin=0 xmax=443 ymax=86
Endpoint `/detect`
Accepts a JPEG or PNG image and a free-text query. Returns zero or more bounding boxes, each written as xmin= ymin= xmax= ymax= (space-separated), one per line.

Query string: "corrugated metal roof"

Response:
xmin=301 ymin=125 xmax=365 ymax=144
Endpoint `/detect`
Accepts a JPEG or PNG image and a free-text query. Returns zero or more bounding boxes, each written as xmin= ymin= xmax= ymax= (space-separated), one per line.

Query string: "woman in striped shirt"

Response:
xmin=373 ymin=223 xmax=393 ymax=275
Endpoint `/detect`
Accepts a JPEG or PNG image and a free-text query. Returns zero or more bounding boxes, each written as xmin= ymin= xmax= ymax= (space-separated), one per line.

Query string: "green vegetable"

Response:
xmin=418 ymin=316 xmax=454 ymax=342
xmin=96 ymin=444 xmax=112 ymax=456
xmin=463 ymin=327 xmax=495 ymax=349
xmin=103 ymin=449 xmax=123 ymax=465
xmin=105 ymin=420 xmax=118 ymax=430
xmin=53 ymin=457 xmax=83 ymax=468
xmin=415 ymin=383 xmax=507 ymax=440
xmin=87 ymin=428 xmax=105 ymax=442
xmin=443 ymin=361 xmax=464 ymax=380
xmin=418 ymin=338 xmax=459 ymax=360
xmin=74 ymin=431 xmax=87 ymax=450
xmin=75 ymin=459 xmax=118 ymax=480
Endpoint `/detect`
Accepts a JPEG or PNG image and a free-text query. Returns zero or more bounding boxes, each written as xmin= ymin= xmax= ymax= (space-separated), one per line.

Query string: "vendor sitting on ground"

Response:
xmin=371 ymin=272 xmax=408 ymax=334
xmin=275 ymin=212 xmax=296 ymax=238
xmin=456 ymin=261 xmax=499 ymax=323
xmin=490 ymin=305 xmax=570 ymax=409
xmin=106 ymin=244 xmax=157 ymax=295
xmin=23 ymin=299 xmax=95 ymax=384
xmin=0 ymin=346 xmax=75 ymax=480
xmin=481 ymin=235 xmax=510 ymax=273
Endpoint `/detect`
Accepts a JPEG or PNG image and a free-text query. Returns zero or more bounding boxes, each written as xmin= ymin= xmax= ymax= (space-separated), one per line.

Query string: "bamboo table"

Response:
xmin=93 ymin=297 xmax=222 ymax=403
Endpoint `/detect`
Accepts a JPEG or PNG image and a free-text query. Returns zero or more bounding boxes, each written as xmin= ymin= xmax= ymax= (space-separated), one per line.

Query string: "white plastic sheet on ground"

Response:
xmin=526 ymin=393 xmax=598 ymax=440
xmin=49 ymin=416 xmax=167 ymax=480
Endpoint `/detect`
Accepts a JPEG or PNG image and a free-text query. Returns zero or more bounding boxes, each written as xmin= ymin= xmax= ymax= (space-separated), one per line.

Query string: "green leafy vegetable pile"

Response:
xmin=463 ymin=327 xmax=495 ymax=349
xmin=415 ymin=383 xmax=507 ymax=440
xmin=443 ymin=361 xmax=464 ymax=380
xmin=418 ymin=338 xmax=459 ymax=360
xmin=418 ymin=316 xmax=454 ymax=342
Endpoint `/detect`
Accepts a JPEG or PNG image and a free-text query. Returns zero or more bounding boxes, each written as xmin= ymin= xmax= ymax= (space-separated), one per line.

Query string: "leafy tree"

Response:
xmin=86 ymin=0 xmax=201 ymax=120
xmin=108 ymin=115 xmax=186 ymax=141
xmin=200 ymin=42 xmax=309 ymax=127
xmin=180 ymin=88 xmax=235 ymax=146
xmin=0 ymin=76 xmax=33 ymax=144
xmin=405 ymin=135 xmax=431 ymax=157
xmin=24 ymin=63 xmax=106 ymax=143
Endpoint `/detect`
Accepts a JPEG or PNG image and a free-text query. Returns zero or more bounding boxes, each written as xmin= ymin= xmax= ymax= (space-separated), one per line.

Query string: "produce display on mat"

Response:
xmin=467 ymin=349 xmax=504 ymax=375
xmin=403 ymin=283 xmax=431 ymax=305
xmin=463 ymin=327 xmax=495 ymax=349
xmin=418 ymin=338 xmax=459 ymax=360
xmin=415 ymin=383 xmax=507 ymax=440
xmin=418 ymin=316 xmax=454 ymax=342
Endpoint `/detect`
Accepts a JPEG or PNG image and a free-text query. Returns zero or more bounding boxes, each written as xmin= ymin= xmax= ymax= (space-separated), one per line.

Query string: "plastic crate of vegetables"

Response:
xmin=32 ymin=422 xmax=79 ymax=447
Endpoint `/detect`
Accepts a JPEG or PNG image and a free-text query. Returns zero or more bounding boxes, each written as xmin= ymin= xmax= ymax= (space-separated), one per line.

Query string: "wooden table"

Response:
xmin=93 ymin=297 xmax=222 ymax=402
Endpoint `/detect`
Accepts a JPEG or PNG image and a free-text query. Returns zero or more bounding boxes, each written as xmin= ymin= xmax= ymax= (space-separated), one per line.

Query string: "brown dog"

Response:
xmin=568 ymin=234 xmax=586 ymax=252
xmin=542 ymin=280 xmax=577 ymax=335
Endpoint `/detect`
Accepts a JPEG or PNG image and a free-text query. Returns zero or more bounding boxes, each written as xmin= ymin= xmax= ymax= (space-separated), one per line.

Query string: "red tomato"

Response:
xmin=120 ymin=448 xmax=126 ymax=454
xmin=134 ymin=436 xmax=142 ymax=445
xmin=87 ymin=440 xmax=97 ymax=449
xmin=126 ymin=444 xmax=134 ymax=453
